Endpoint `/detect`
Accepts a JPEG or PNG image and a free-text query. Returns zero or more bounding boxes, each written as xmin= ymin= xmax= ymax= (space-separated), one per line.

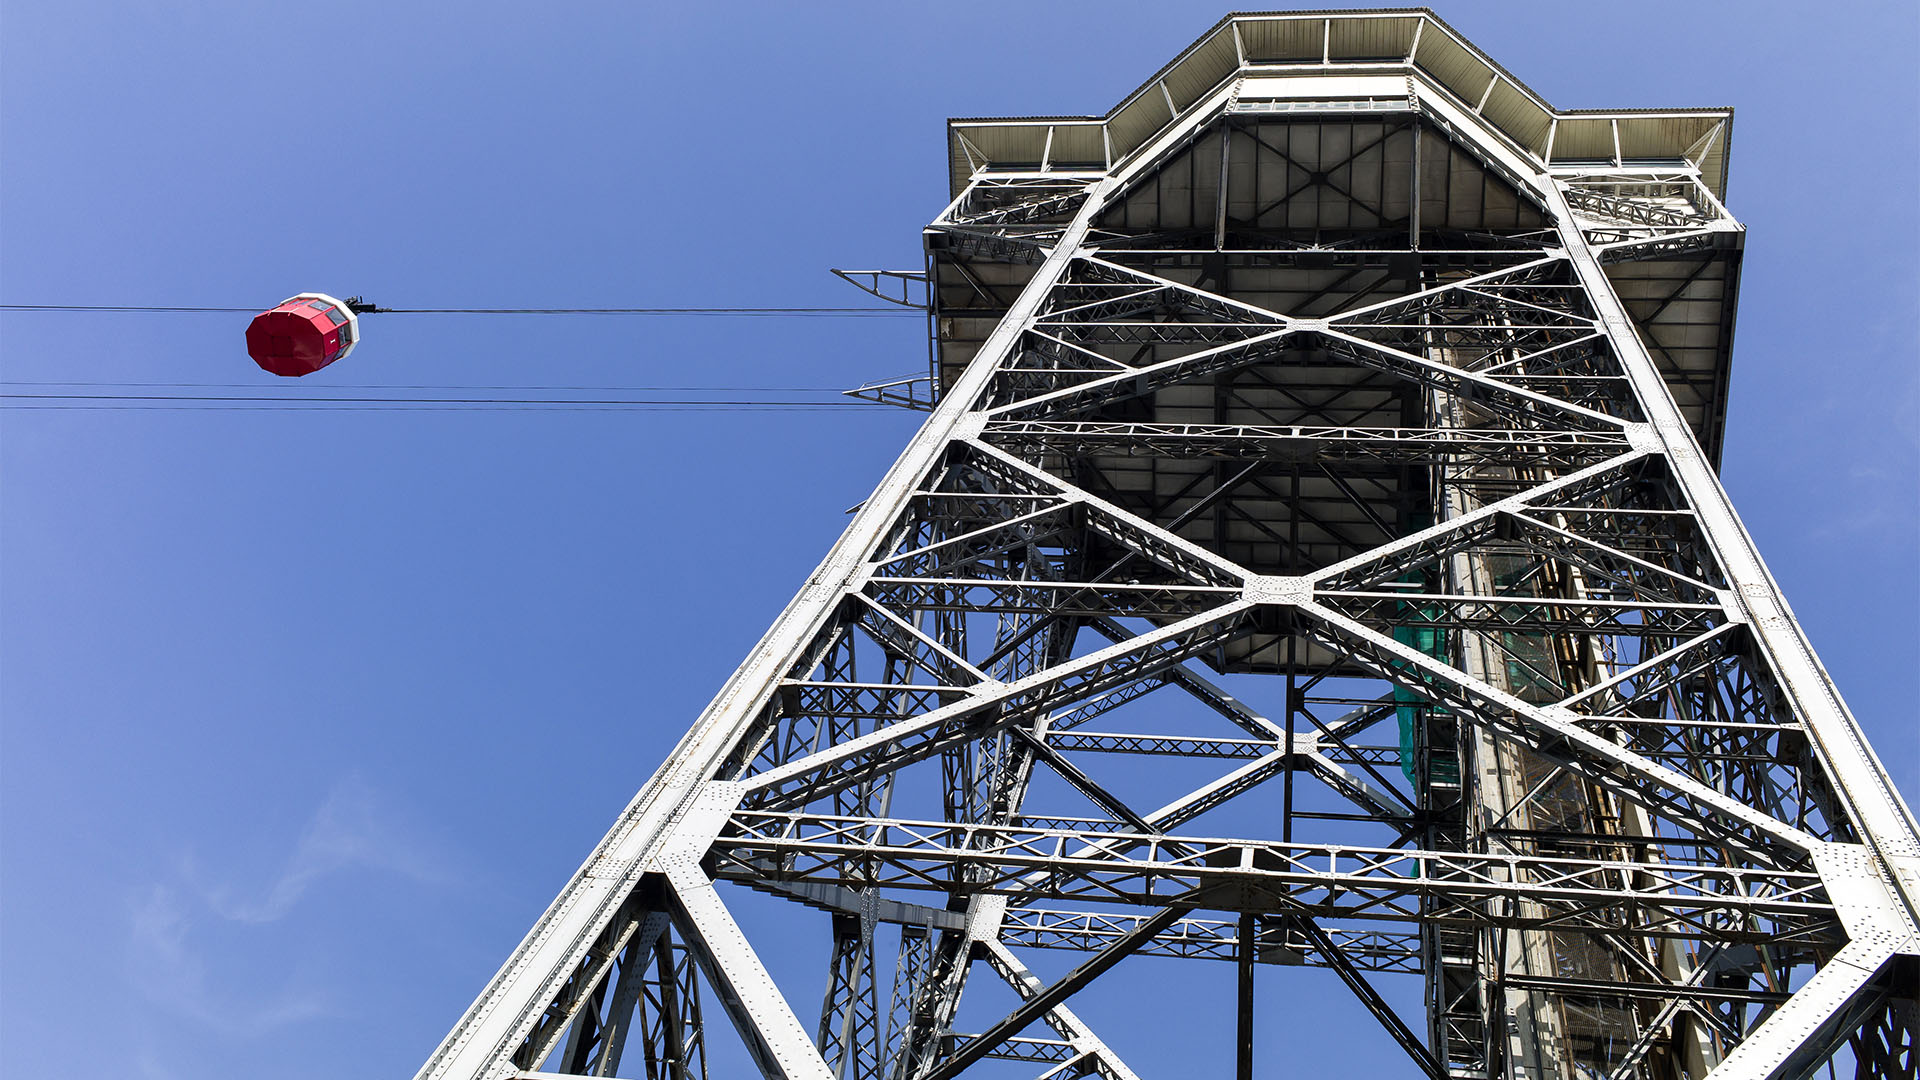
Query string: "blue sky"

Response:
xmin=2 ymin=3 xmax=1915 ymax=1078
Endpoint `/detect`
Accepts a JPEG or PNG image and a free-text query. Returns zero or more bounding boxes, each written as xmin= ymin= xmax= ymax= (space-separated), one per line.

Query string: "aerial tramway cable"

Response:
xmin=2 ymin=393 xmax=880 ymax=408
xmin=0 ymin=383 xmax=898 ymax=412
xmin=3 ymin=401 xmax=887 ymax=412
xmin=2 ymin=291 xmax=927 ymax=402
xmin=1 ymin=381 xmax=856 ymax=392
xmin=0 ymin=303 xmax=915 ymax=317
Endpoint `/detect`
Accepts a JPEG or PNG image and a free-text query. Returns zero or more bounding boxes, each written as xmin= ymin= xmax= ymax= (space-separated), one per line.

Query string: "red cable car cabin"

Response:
xmin=246 ymin=293 xmax=361 ymax=376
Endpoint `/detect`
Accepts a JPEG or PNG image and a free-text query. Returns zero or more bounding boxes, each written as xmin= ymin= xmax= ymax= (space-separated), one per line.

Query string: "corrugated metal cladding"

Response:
xmin=1048 ymin=124 xmax=1106 ymax=167
xmin=962 ymin=126 xmax=1051 ymax=169
xmin=1327 ymin=15 xmax=1420 ymax=60
xmin=1617 ymin=116 xmax=1720 ymax=162
xmin=1481 ymin=79 xmax=1551 ymax=152
xmin=955 ymin=122 xmax=1113 ymax=172
xmin=1552 ymin=117 xmax=1615 ymax=162
xmin=1237 ymin=17 xmax=1326 ymax=62
xmin=1108 ymin=92 xmax=1173 ymax=161
xmin=1161 ymin=32 xmax=1237 ymax=110
xmin=1407 ymin=26 xmax=1495 ymax=104
xmin=1546 ymin=115 xmax=1731 ymax=193
xmin=944 ymin=11 xmax=1735 ymax=200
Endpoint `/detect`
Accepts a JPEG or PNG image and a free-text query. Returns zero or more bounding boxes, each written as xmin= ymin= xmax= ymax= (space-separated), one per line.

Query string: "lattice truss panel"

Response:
xmin=417 ymin=37 xmax=1918 ymax=1080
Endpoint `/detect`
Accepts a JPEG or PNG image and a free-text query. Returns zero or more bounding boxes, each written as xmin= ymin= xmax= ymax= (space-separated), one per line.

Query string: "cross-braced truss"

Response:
xmin=416 ymin=12 xmax=1918 ymax=1080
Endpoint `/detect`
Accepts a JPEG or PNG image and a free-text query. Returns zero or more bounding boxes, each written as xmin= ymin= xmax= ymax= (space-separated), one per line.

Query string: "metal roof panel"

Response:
xmin=944 ymin=11 xmax=1737 ymax=200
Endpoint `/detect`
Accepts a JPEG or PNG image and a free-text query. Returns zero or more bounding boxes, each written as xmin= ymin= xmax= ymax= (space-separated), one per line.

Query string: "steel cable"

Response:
xmin=1 ymin=304 xmax=915 ymax=317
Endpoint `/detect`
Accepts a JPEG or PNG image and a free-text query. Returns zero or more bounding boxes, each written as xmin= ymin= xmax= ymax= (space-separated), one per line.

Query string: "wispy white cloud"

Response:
xmin=126 ymin=774 xmax=452 ymax=1043
xmin=126 ymin=884 xmax=330 ymax=1037
xmin=133 ymin=1048 xmax=184 ymax=1080
xmin=188 ymin=772 xmax=449 ymax=925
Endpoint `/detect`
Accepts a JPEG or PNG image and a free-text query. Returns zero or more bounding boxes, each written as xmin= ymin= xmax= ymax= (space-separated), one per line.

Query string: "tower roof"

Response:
xmin=947 ymin=9 xmax=1733 ymax=201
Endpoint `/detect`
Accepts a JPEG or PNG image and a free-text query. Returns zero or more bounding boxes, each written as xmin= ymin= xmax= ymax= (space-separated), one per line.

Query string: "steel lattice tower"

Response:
xmin=417 ymin=11 xmax=1919 ymax=1080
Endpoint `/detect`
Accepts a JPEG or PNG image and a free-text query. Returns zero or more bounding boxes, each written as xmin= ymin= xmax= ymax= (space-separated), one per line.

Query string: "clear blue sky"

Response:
xmin=2 ymin=3 xmax=1914 ymax=1078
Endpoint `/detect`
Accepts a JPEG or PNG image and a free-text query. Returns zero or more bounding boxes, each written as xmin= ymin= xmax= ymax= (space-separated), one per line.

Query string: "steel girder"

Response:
xmin=415 ymin=16 xmax=1918 ymax=1080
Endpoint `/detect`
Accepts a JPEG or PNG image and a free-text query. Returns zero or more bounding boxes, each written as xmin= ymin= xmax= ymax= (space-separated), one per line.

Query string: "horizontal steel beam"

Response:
xmin=998 ymin=906 xmax=1422 ymax=973
xmin=711 ymin=811 xmax=1838 ymax=941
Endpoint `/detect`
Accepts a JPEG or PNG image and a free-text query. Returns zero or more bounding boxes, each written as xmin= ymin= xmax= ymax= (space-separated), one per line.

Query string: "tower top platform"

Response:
xmin=947 ymin=9 xmax=1733 ymax=202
